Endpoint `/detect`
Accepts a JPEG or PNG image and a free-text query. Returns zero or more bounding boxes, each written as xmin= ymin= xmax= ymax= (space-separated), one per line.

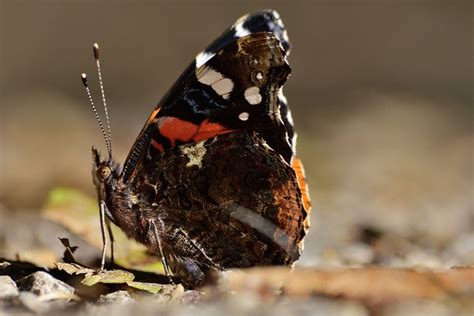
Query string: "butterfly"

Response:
xmin=82 ymin=9 xmax=311 ymax=287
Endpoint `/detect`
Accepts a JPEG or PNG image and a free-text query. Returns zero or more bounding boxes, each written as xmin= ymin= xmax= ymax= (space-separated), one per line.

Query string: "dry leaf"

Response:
xmin=82 ymin=270 xmax=135 ymax=286
xmin=126 ymin=281 xmax=162 ymax=294
xmin=56 ymin=262 xmax=94 ymax=275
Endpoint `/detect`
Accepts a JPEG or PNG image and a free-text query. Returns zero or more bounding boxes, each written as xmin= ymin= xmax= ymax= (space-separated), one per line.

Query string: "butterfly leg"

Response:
xmin=105 ymin=217 xmax=115 ymax=268
xmin=148 ymin=219 xmax=173 ymax=283
xmin=99 ymin=200 xmax=109 ymax=271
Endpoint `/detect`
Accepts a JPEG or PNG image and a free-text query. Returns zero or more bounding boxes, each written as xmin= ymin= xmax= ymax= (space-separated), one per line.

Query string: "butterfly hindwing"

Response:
xmin=131 ymin=131 xmax=308 ymax=286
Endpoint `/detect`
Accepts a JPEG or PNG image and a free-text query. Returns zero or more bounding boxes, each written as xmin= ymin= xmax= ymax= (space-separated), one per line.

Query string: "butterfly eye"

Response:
xmin=97 ymin=166 xmax=112 ymax=181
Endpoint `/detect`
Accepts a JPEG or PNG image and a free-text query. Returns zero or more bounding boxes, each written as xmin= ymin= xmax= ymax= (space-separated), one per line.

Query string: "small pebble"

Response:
xmin=17 ymin=271 xmax=74 ymax=296
xmin=182 ymin=290 xmax=201 ymax=304
xmin=0 ymin=275 xmax=19 ymax=298
xmin=97 ymin=290 xmax=135 ymax=304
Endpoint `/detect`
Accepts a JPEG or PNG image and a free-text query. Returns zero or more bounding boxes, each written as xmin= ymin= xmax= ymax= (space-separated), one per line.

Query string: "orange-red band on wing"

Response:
xmin=193 ymin=120 xmax=233 ymax=142
xmin=292 ymin=157 xmax=311 ymax=230
xmin=152 ymin=116 xmax=234 ymax=151
xmin=158 ymin=117 xmax=200 ymax=147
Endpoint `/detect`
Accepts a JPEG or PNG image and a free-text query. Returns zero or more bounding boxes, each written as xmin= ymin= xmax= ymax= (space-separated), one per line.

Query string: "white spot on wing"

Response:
xmin=181 ymin=141 xmax=207 ymax=168
xmin=244 ymin=86 xmax=262 ymax=105
xmin=197 ymin=67 xmax=222 ymax=85
xmin=212 ymin=77 xmax=234 ymax=98
xmin=195 ymin=51 xmax=215 ymax=68
xmin=234 ymin=21 xmax=251 ymax=37
xmin=272 ymin=10 xmax=281 ymax=20
xmin=238 ymin=112 xmax=249 ymax=121
xmin=282 ymin=30 xmax=290 ymax=44
xmin=197 ymin=66 xmax=234 ymax=99
xmin=272 ymin=11 xmax=287 ymax=34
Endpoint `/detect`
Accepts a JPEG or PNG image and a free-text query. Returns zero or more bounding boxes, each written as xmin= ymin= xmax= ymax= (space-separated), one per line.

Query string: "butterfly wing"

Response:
xmin=121 ymin=10 xmax=295 ymax=183
xmin=195 ymin=9 xmax=291 ymax=68
xmin=133 ymin=131 xmax=308 ymax=286
xmin=115 ymin=10 xmax=311 ymax=287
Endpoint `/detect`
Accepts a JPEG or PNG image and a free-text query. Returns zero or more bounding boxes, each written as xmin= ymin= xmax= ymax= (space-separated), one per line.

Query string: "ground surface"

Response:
xmin=0 ymin=196 xmax=473 ymax=315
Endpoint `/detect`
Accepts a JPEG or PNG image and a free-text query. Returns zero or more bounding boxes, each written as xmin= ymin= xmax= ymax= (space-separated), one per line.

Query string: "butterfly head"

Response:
xmin=91 ymin=146 xmax=121 ymax=200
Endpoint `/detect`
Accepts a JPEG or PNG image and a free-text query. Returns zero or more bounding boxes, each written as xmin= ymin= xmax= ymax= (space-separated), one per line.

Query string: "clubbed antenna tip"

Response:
xmin=93 ymin=43 xmax=100 ymax=60
xmin=81 ymin=73 xmax=88 ymax=87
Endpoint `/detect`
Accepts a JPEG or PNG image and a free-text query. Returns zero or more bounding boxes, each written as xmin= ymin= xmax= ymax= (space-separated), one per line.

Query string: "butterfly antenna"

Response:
xmin=93 ymin=43 xmax=113 ymax=158
xmin=81 ymin=73 xmax=112 ymax=158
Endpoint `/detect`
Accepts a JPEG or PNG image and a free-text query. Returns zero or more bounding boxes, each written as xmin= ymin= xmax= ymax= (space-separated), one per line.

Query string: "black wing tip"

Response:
xmin=236 ymin=9 xmax=291 ymax=52
xmin=200 ymin=9 xmax=290 ymax=62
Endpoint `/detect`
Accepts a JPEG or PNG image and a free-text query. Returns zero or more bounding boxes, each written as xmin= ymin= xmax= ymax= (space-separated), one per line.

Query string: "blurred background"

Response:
xmin=0 ymin=1 xmax=472 ymax=267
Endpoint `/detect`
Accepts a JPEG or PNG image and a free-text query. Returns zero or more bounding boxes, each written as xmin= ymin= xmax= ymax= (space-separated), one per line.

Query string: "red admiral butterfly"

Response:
xmin=81 ymin=10 xmax=311 ymax=287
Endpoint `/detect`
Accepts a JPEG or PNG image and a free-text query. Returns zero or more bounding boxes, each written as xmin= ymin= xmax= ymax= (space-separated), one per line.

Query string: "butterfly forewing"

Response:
xmin=121 ymin=12 xmax=295 ymax=183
